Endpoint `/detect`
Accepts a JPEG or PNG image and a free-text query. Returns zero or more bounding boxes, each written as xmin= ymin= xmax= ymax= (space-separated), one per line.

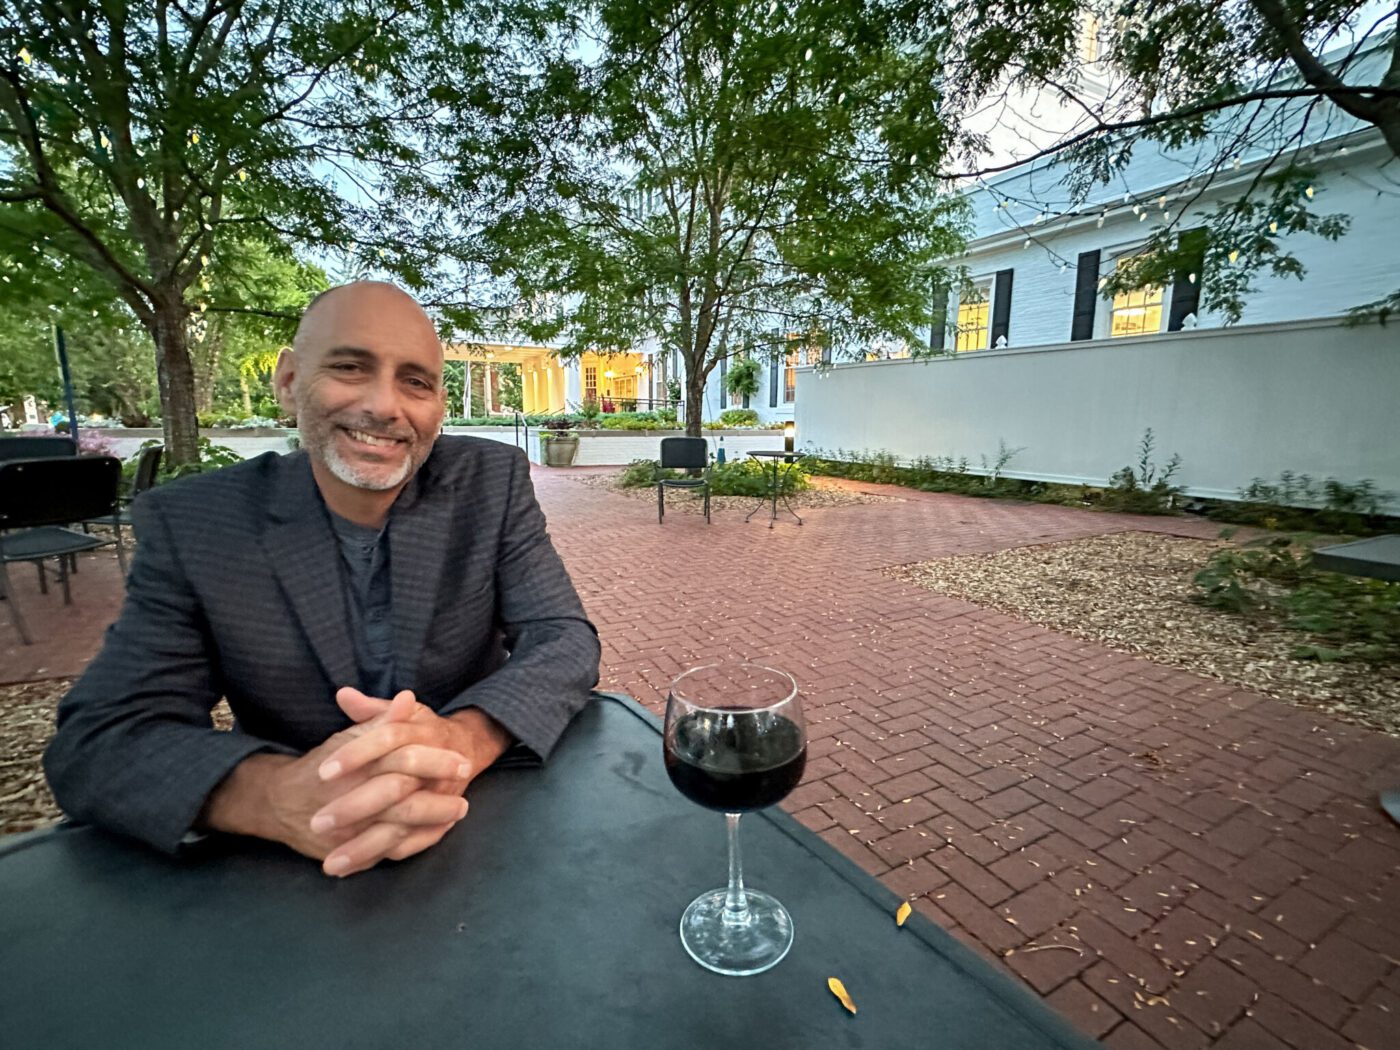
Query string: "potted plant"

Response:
xmin=541 ymin=417 xmax=579 ymax=467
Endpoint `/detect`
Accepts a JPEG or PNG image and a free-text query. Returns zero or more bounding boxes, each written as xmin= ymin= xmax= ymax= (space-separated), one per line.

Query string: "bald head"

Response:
xmin=292 ymin=281 xmax=441 ymax=363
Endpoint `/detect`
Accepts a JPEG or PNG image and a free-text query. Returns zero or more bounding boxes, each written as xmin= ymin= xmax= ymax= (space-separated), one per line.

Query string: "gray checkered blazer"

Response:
xmin=44 ymin=437 xmax=600 ymax=854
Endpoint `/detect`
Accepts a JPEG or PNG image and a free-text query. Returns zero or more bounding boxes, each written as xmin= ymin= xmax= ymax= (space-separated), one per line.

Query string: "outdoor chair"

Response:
xmin=82 ymin=443 xmax=162 ymax=539
xmin=657 ymin=436 xmax=711 ymax=525
xmin=0 ymin=435 xmax=77 ymax=462
xmin=0 ymin=455 xmax=124 ymax=645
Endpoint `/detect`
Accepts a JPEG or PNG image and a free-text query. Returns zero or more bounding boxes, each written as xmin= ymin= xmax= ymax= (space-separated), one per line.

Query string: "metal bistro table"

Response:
xmin=745 ymin=449 xmax=805 ymax=528
xmin=0 ymin=695 xmax=1101 ymax=1050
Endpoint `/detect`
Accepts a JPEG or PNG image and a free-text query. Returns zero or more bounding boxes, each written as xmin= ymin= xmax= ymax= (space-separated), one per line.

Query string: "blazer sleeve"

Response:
xmin=436 ymin=449 xmax=601 ymax=758
xmin=43 ymin=493 xmax=296 ymax=855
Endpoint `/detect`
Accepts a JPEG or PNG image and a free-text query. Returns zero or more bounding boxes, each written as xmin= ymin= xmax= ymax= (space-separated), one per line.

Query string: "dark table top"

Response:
xmin=0 ymin=695 xmax=1100 ymax=1050
xmin=1312 ymin=534 xmax=1400 ymax=582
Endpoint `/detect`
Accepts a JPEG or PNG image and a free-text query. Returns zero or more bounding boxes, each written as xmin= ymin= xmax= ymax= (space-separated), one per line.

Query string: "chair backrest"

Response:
xmin=0 ymin=435 xmax=78 ymax=462
xmin=131 ymin=444 xmax=164 ymax=496
xmin=659 ymin=437 xmax=709 ymax=470
xmin=0 ymin=456 xmax=123 ymax=529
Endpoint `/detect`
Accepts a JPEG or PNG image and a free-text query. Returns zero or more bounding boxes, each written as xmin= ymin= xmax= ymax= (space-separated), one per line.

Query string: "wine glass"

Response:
xmin=663 ymin=662 xmax=807 ymax=976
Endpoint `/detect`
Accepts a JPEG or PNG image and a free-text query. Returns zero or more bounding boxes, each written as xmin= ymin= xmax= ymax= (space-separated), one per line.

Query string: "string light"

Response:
xmin=136 ymin=177 xmax=144 ymax=189
xmin=18 ymin=47 xmax=32 ymax=65
xmin=1304 ymin=185 xmax=1314 ymax=199
xmin=804 ymin=48 xmax=812 ymax=60
xmin=238 ymin=169 xmax=248 ymax=182
xmin=1268 ymin=221 xmax=1278 ymax=233
xmin=1228 ymin=249 xmax=1240 ymax=264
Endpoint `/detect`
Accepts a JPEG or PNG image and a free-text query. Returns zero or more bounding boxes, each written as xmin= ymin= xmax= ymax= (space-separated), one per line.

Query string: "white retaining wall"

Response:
xmin=794 ymin=317 xmax=1400 ymax=506
xmin=536 ymin=430 xmax=784 ymax=466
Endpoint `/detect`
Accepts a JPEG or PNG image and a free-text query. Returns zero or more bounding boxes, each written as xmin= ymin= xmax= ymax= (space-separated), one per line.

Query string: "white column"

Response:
xmin=462 ymin=362 xmax=472 ymax=418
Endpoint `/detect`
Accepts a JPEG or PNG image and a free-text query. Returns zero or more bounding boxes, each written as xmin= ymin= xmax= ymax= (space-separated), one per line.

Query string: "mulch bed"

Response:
xmin=886 ymin=530 xmax=1400 ymax=736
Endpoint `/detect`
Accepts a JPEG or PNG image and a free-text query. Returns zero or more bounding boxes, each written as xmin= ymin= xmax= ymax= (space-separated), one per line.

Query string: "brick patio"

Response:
xmin=539 ymin=466 xmax=1400 ymax=1050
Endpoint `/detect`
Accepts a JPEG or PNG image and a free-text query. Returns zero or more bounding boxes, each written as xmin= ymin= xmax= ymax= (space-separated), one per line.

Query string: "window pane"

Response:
xmin=955 ymin=295 xmax=989 ymax=352
xmin=1109 ymin=283 xmax=1164 ymax=338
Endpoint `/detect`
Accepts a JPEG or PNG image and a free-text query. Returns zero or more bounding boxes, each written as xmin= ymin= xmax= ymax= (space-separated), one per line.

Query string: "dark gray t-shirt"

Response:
xmin=327 ymin=509 xmax=396 ymax=700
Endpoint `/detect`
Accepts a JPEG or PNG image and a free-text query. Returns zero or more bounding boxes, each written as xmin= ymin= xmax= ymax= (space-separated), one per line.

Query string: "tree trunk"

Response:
xmin=684 ymin=360 xmax=705 ymax=438
xmin=151 ymin=301 xmax=201 ymax=465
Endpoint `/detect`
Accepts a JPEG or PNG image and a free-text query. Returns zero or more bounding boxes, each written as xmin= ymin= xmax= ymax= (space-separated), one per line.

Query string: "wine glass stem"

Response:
xmin=722 ymin=812 xmax=750 ymax=926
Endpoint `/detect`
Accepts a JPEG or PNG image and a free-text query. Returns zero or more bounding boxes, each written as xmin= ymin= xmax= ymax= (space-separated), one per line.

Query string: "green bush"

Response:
xmin=804 ymin=447 xmax=1044 ymax=500
xmin=1207 ymin=473 xmax=1393 ymax=536
xmin=709 ymin=457 xmax=809 ymax=497
xmin=580 ymin=398 xmax=601 ymax=422
xmin=617 ymin=456 xmax=810 ymax=497
xmin=619 ymin=458 xmax=675 ymax=488
xmin=127 ymin=437 xmax=243 ymax=483
xmin=1096 ymin=429 xmax=1182 ymax=515
xmin=1195 ymin=534 xmax=1400 ymax=664
xmin=719 ymin=408 xmax=760 ymax=427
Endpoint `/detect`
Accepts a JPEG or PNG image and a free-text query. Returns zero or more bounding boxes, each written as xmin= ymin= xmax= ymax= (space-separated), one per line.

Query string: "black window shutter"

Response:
xmin=1168 ymin=228 xmax=1208 ymax=331
xmin=990 ymin=269 xmax=1014 ymax=347
xmin=1071 ymin=250 xmax=1100 ymax=341
xmin=821 ymin=343 xmax=832 ymax=365
xmin=768 ymin=355 xmax=779 ymax=407
xmin=928 ymin=282 xmax=948 ymax=352
xmin=719 ymin=355 xmax=727 ymax=396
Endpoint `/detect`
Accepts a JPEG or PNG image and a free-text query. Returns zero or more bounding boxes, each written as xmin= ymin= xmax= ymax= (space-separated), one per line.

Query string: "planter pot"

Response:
xmin=544 ymin=436 xmax=579 ymax=467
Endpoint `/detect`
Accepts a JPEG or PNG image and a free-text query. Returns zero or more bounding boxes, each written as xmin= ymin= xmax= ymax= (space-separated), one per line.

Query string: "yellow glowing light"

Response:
xmin=1305 ymin=185 xmax=1315 ymax=199
xmin=238 ymin=168 xmax=248 ymax=182
xmin=1228 ymin=249 xmax=1240 ymax=263
xmin=99 ymin=133 xmax=109 ymax=148
xmin=19 ymin=47 xmax=32 ymax=66
xmin=1268 ymin=221 xmax=1278 ymax=233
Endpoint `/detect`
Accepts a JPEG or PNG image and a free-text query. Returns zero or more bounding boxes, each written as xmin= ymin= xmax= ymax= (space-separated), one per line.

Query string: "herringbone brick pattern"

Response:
xmin=537 ymin=466 xmax=1400 ymax=1050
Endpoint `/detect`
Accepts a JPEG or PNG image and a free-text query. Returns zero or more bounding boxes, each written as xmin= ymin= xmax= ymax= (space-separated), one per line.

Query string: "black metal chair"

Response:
xmin=657 ymin=437 xmax=711 ymax=524
xmin=0 ymin=456 xmax=125 ymax=645
xmin=82 ymin=444 xmax=163 ymax=547
xmin=0 ymin=435 xmax=77 ymax=461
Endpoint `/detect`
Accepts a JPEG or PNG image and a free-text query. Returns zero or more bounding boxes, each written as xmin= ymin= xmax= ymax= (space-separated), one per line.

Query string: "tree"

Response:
xmin=489 ymin=0 xmax=966 ymax=435
xmin=0 ymin=2 xmax=532 ymax=463
xmin=911 ymin=0 xmax=1400 ymax=321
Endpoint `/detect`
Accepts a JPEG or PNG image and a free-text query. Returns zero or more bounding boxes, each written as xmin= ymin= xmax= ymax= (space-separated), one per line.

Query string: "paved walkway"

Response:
xmin=538 ymin=467 xmax=1400 ymax=1050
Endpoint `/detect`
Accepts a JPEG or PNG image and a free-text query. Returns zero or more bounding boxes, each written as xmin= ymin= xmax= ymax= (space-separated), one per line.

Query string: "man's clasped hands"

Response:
xmin=205 ymin=689 xmax=508 ymax=878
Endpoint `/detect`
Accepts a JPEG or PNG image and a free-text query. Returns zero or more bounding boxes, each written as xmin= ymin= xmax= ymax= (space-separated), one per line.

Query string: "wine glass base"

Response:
xmin=679 ymin=888 xmax=794 ymax=976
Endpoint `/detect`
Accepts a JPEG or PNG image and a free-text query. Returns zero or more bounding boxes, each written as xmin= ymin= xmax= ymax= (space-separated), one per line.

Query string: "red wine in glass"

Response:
xmin=664 ymin=663 xmax=806 ymax=976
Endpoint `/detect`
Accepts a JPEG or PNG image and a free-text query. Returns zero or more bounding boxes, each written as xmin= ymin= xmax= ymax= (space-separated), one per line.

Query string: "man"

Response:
xmin=44 ymin=282 xmax=600 ymax=877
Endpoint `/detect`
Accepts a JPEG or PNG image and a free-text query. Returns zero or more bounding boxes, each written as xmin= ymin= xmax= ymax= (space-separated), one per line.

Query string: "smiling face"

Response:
xmin=276 ymin=283 xmax=445 ymax=518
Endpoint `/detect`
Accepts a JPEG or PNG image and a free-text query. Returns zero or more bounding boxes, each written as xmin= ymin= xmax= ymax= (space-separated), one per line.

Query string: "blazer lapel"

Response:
xmin=262 ymin=452 xmax=359 ymax=691
xmin=388 ymin=450 xmax=458 ymax=690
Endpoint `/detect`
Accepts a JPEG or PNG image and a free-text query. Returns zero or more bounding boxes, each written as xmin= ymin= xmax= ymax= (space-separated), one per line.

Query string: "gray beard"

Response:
xmin=321 ymin=441 xmax=416 ymax=491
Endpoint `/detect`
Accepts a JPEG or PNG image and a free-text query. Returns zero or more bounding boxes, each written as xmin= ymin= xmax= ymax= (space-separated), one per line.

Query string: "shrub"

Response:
xmin=719 ymin=408 xmax=760 ymax=427
xmin=709 ymin=457 xmax=810 ymax=497
xmin=619 ymin=459 xmax=676 ymax=488
xmin=1207 ymin=472 xmax=1393 ymax=536
xmin=580 ymin=398 xmax=601 ymax=422
xmin=725 ymin=357 xmax=761 ymax=401
xmin=1194 ymin=533 xmax=1400 ymax=664
xmin=1097 ymin=429 xmax=1182 ymax=515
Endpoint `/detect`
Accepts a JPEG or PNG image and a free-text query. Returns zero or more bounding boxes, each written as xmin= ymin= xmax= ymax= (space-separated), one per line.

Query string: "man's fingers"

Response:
xmin=335 ymin=687 xmax=418 ymax=726
xmin=377 ymin=790 xmax=468 ymax=829
xmin=311 ymin=772 xmax=421 ymax=832
xmin=372 ymin=743 xmax=473 ymax=783
xmin=385 ymin=821 xmax=456 ymax=862
xmin=323 ymin=821 xmax=412 ymax=877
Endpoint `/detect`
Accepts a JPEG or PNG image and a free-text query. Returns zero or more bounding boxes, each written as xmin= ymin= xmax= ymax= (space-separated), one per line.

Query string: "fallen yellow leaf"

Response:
xmin=895 ymin=901 xmax=911 ymax=927
xmin=828 ymin=976 xmax=857 ymax=1015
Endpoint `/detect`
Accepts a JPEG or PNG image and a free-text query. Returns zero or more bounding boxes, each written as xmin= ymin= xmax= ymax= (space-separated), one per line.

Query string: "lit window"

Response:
xmin=1080 ymin=15 xmax=1101 ymax=63
xmin=954 ymin=286 xmax=990 ymax=352
xmin=1108 ymin=256 xmax=1164 ymax=337
xmin=584 ymin=365 xmax=597 ymax=402
xmin=784 ymin=349 xmax=797 ymax=402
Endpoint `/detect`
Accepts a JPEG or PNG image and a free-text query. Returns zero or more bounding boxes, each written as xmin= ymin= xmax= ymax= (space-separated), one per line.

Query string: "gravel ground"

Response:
xmin=886 ymin=530 xmax=1400 ymax=736
xmin=571 ymin=472 xmax=900 ymax=514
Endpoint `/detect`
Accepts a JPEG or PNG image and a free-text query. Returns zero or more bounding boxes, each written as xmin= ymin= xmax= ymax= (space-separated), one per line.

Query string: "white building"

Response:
xmin=792 ymin=37 xmax=1400 ymax=504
